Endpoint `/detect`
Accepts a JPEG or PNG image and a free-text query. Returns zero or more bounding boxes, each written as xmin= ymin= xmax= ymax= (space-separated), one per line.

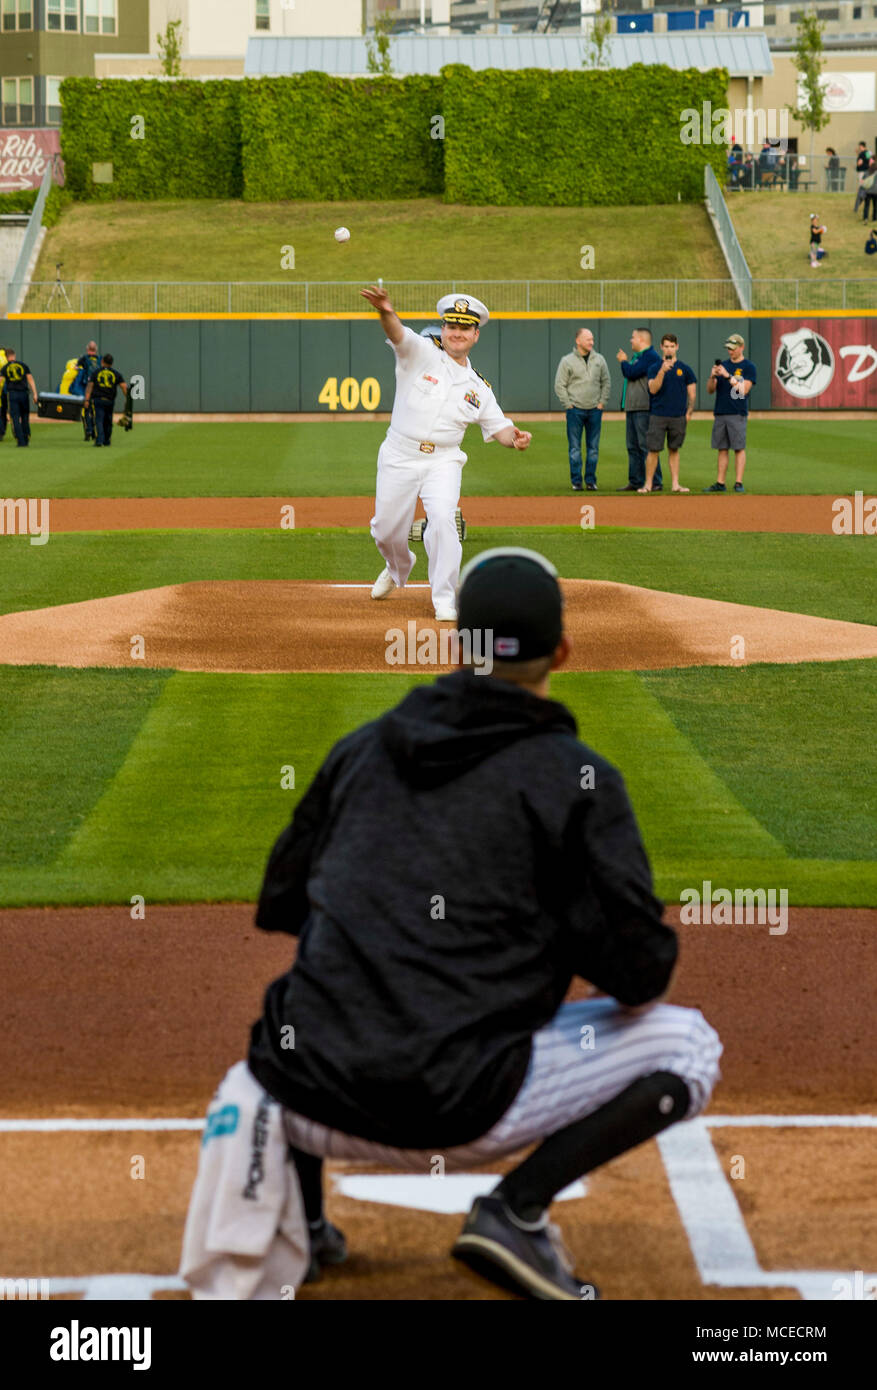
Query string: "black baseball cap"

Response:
xmin=457 ymin=547 xmax=563 ymax=661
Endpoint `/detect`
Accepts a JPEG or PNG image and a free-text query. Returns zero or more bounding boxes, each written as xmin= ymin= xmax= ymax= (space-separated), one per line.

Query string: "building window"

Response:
xmin=3 ymin=0 xmax=33 ymax=31
xmin=2 ymin=76 xmax=34 ymax=124
xmin=47 ymin=0 xmax=79 ymax=30
xmin=255 ymin=0 xmax=269 ymax=30
xmin=84 ymin=0 xmax=114 ymax=34
xmin=46 ymin=76 xmax=63 ymax=124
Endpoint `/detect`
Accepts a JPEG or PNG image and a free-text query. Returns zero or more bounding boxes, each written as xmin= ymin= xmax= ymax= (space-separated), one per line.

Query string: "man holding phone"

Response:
xmin=703 ymin=333 xmax=756 ymax=494
xmin=638 ymin=334 xmax=696 ymax=494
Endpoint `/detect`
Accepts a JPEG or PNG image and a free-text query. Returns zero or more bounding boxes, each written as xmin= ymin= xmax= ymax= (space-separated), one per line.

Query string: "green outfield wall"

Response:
xmin=2 ymin=316 xmax=874 ymax=413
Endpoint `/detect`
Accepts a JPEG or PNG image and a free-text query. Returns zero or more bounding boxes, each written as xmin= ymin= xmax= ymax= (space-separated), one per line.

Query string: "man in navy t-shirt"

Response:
xmin=639 ymin=334 xmax=696 ymax=493
xmin=703 ymin=333 xmax=757 ymax=494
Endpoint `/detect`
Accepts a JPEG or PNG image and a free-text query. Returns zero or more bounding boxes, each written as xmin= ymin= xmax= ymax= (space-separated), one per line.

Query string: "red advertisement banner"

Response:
xmin=772 ymin=317 xmax=877 ymax=408
xmin=0 ymin=129 xmax=64 ymax=192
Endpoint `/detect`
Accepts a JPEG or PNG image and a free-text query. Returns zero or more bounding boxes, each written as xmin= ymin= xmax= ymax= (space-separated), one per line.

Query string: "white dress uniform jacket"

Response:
xmin=371 ymin=328 xmax=513 ymax=612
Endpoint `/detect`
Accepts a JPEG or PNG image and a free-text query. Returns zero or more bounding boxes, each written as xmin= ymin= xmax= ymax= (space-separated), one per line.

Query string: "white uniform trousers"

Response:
xmin=371 ymin=431 xmax=464 ymax=611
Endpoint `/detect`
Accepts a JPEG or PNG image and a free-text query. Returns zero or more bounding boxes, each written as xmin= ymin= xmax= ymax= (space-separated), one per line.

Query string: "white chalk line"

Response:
xmin=657 ymin=1119 xmax=877 ymax=1302
xmin=1 ymin=1113 xmax=873 ymax=1133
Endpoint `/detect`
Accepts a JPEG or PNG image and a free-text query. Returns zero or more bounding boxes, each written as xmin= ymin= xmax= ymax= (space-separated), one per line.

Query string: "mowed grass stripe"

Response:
xmin=1 ymin=529 xmax=874 ymax=627
xmin=642 ymin=660 xmax=877 ymax=861
xmin=53 ymin=671 xmax=432 ymax=902
xmin=0 ymin=667 xmax=169 ymax=869
xmin=555 ymin=672 xmax=785 ymax=862
xmin=1 ymin=418 xmax=875 ymax=497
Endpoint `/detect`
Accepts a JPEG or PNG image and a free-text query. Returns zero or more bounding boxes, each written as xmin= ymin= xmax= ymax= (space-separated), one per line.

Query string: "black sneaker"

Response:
xmin=303 ymin=1219 xmax=348 ymax=1283
xmin=571 ymin=483 xmax=583 ymax=491
xmin=734 ymin=482 xmax=745 ymax=493
xmin=703 ymin=482 xmax=727 ymax=493
xmin=585 ymin=482 xmax=597 ymax=491
xmin=452 ymin=1194 xmax=598 ymax=1301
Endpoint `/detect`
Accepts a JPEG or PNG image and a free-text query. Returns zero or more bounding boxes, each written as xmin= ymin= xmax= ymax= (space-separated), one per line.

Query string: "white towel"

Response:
xmin=180 ymin=1060 xmax=309 ymax=1300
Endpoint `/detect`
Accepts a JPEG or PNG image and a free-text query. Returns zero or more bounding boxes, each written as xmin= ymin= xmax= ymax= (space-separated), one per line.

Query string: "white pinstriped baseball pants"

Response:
xmin=282 ymin=1000 xmax=722 ymax=1170
xmin=370 ymin=432 xmax=465 ymax=612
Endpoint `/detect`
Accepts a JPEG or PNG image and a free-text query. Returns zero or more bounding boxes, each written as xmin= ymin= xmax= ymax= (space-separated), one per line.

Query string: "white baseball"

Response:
xmin=334 ymin=227 xmax=351 ymax=243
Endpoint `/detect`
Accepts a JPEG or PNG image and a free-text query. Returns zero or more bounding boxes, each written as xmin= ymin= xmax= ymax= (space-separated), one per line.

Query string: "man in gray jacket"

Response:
xmin=554 ymin=328 xmax=610 ymax=491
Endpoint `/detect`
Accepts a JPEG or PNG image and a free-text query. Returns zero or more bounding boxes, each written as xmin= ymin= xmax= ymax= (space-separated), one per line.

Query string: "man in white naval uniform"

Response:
xmin=361 ymin=285 xmax=533 ymax=622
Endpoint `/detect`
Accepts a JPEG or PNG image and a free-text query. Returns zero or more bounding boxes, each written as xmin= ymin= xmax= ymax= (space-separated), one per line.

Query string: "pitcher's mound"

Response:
xmin=1 ymin=580 xmax=876 ymax=673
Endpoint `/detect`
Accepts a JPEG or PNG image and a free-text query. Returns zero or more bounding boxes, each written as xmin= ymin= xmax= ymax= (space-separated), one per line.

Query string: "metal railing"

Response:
xmin=725 ymin=152 xmax=873 ymax=196
xmin=6 ymin=162 xmax=53 ymax=314
xmin=704 ymin=163 xmax=753 ymax=311
xmin=8 ymin=277 xmax=877 ymax=315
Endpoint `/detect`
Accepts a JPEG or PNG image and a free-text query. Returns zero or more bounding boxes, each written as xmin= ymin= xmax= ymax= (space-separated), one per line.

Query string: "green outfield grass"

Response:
xmin=5 ymin=418 xmax=877 ymax=497
xmin=0 ymin=662 xmax=873 ymax=907
xmin=1 ymin=527 xmax=874 ymax=626
xmin=33 ymin=198 xmax=727 ymax=285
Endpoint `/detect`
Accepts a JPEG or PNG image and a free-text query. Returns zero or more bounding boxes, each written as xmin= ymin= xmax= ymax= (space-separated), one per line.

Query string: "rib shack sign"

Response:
xmin=0 ymin=129 xmax=64 ymax=191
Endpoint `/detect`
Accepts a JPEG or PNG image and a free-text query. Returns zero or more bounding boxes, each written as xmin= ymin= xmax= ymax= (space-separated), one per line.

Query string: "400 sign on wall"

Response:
xmin=318 ymin=377 xmax=381 ymax=411
xmin=772 ymin=319 xmax=877 ymax=407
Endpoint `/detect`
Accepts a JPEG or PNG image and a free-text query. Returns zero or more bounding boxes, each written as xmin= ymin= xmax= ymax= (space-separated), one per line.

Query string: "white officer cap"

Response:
xmin=436 ymin=293 xmax=489 ymax=328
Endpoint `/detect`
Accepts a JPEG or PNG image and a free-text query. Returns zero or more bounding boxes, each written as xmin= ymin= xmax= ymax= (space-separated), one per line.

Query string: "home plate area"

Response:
xmin=2 ymin=1114 xmax=874 ymax=1301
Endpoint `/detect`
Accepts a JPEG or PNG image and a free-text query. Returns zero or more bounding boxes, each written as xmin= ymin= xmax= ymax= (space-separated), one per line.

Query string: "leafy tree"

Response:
xmin=157 ymin=19 xmax=183 ymax=78
xmin=786 ymin=12 xmax=830 ymax=172
xmin=364 ymin=13 xmax=394 ymax=77
xmin=582 ymin=4 xmax=613 ymax=71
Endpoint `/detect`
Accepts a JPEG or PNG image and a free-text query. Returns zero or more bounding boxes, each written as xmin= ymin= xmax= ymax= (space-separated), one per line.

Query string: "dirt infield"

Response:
xmin=3 ymin=578 xmax=876 ymax=673
xmin=2 ymin=902 xmax=874 ymax=1301
xmin=43 ymin=494 xmax=845 ymax=533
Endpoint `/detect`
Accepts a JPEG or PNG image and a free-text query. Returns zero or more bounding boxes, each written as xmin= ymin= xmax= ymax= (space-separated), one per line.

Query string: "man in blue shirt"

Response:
xmin=703 ymin=333 xmax=757 ymax=494
xmin=639 ymin=334 xmax=697 ymax=494
xmin=615 ymin=327 xmax=664 ymax=491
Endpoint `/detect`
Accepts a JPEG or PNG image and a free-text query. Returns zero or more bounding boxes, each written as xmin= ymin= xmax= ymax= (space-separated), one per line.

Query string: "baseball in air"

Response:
xmin=334 ymin=227 xmax=351 ymax=243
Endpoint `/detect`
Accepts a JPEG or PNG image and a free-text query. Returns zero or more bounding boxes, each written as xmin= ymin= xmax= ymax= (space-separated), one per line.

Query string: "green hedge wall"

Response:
xmin=57 ymin=67 xmax=727 ymax=207
xmin=0 ymin=184 xmax=70 ymax=226
xmin=239 ymin=74 xmax=443 ymax=201
xmin=442 ymin=64 xmax=728 ymax=205
xmin=58 ymin=78 xmax=243 ymax=200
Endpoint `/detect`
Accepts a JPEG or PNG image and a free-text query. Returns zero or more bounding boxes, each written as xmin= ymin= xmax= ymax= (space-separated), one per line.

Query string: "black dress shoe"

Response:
xmin=616 ymin=484 xmax=639 ymax=491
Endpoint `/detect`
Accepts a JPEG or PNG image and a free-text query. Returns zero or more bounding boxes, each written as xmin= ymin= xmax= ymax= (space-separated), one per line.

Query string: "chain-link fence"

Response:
xmin=9 ymin=277 xmax=877 ymax=315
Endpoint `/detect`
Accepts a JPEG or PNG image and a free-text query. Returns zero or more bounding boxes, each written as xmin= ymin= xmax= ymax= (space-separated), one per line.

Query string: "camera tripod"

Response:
xmin=45 ymin=262 xmax=73 ymax=312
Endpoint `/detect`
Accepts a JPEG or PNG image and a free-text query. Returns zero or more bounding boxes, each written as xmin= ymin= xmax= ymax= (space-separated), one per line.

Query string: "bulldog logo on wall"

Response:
xmin=775 ymin=328 xmax=836 ymax=399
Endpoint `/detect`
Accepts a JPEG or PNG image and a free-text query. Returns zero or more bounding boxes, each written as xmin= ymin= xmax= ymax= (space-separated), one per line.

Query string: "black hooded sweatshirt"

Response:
xmin=248 ymin=669 xmax=677 ymax=1149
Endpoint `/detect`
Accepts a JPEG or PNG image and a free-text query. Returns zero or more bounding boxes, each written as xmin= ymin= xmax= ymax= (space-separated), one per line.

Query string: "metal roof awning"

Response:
xmin=244 ymin=32 xmax=773 ymax=79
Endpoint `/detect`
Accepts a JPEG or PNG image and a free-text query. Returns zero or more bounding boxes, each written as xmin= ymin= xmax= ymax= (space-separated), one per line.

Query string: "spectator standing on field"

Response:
xmin=703 ymin=333 xmax=756 ymax=495
xmin=638 ymin=334 xmax=696 ymax=495
xmin=615 ymin=328 xmax=663 ymax=492
xmin=554 ymin=327 xmax=610 ymax=492
xmin=809 ymin=214 xmax=827 ymax=267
